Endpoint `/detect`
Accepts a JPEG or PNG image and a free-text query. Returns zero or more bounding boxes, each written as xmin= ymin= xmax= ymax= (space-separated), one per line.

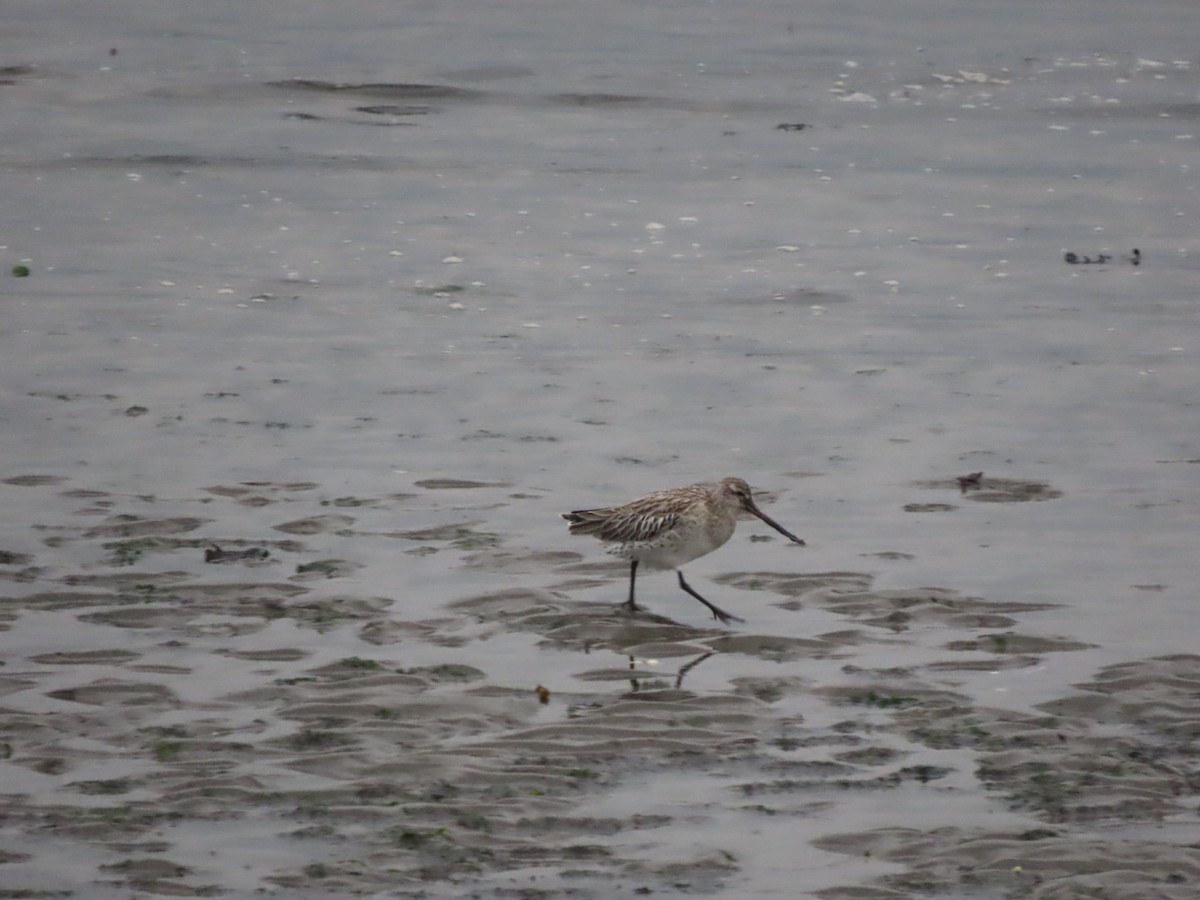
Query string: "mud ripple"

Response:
xmin=83 ymin=516 xmax=209 ymax=538
xmin=915 ymin=475 xmax=1064 ymax=503
xmin=813 ymin=656 xmax=1200 ymax=896
xmin=273 ymin=514 xmax=355 ymax=535
xmin=2 ymin=478 xmax=1190 ymax=897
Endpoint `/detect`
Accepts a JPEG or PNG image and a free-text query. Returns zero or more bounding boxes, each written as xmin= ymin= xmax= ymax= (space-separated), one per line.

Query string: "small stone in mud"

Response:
xmin=957 ymin=471 xmax=984 ymax=493
xmin=1064 ymin=249 xmax=1140 ymax=266
xmin=205 ymin=544 xmax=270 ymax=563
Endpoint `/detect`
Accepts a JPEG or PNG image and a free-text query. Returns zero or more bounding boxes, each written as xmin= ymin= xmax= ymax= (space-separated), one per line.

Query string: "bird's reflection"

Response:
xmin=627 ymin=650 xmax=715 ymax=691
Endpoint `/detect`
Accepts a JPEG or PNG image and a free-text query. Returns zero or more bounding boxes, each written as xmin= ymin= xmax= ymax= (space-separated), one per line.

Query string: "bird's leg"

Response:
xmin=623 ymin=559 xmax=640 ymax=612
xmin=676 ymin=572 xmax=744 ymax=625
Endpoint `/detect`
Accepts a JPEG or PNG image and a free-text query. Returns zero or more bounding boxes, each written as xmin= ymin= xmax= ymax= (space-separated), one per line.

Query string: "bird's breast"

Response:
xmin=610 ymin=512 xmax=735 ymax=569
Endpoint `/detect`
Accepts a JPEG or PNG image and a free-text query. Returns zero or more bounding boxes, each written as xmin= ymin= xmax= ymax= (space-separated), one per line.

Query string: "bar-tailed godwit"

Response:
xmin=562 ymin=476 xmax=805 ymax=624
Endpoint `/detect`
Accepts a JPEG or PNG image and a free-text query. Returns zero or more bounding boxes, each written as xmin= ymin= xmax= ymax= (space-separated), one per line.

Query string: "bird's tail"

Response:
xmin=562 ymin=510 xmax=607 ymax=536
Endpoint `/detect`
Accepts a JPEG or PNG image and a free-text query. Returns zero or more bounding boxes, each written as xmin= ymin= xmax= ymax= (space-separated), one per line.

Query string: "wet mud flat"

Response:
xmin=2 ymin=475 xmax=1198 ymax=899
xmin=2 ymin=0 xmax=1199 ymax=895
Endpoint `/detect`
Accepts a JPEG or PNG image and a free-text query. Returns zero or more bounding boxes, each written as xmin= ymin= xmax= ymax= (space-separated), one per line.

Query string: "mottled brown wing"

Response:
xmin=563 ymin=486 xmax=699 ymax=544
xmin=564 ymin=508 xmax=681 ymax=543
xmin=597 ymin=508 xmax=681 ymax=543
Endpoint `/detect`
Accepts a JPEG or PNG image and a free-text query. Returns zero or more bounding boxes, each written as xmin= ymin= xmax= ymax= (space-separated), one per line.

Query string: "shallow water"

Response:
xmin=2 ymin=1 xmax=1199 ymax=897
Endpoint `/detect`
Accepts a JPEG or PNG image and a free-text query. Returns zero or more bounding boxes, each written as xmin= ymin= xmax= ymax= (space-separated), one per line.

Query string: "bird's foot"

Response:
xmin=710 ymin=606 xmax=745 ymax=626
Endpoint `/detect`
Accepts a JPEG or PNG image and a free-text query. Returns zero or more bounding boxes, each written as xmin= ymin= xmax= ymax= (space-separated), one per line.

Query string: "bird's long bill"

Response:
xmin=746 ymin=501 xmax=807 ymax=546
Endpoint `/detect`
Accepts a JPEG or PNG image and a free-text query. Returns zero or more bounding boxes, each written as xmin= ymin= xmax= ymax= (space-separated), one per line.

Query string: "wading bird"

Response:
xmin=563 ymin=476 xmax=805 ymax=624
